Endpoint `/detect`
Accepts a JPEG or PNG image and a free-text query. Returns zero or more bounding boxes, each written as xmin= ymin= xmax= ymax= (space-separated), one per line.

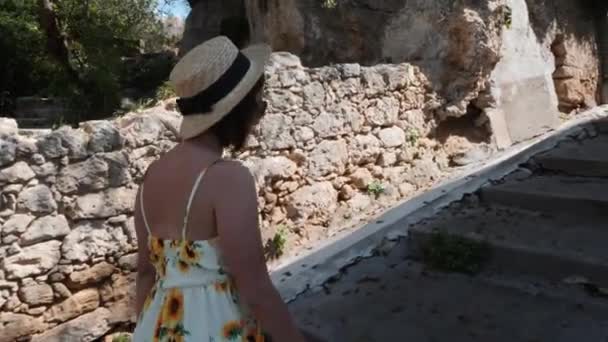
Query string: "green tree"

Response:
xmin=0 ymin=0 xmax=183 ymax=121
xmin=0 ymin=0 xmax=57 ymax=112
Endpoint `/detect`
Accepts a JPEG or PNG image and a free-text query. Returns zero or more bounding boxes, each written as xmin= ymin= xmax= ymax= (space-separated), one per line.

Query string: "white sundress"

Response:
xmin=132 ymin=167 xmax=266 ymax=342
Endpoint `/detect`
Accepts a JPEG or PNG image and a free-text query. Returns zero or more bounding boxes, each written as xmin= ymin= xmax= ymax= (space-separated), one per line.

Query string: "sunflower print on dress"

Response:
xmin=138 ymin=236 xmax=267 ymax=342
xmin=222 ymin=320 xmax=243 ymax=340
xmin=149 ymin=237 xmax=167 ymax=278
xmin=153 ymin=288 xmax=191 ymax=342
xmin=175 ymin=240 xmax=204 ymax=273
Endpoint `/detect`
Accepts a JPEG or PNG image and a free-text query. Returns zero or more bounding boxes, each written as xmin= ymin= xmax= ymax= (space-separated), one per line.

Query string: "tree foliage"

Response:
xmin=0 ymin=1 xmax=52 ymax=103
xmin=0 ymin=0 xmax=184 ymax=121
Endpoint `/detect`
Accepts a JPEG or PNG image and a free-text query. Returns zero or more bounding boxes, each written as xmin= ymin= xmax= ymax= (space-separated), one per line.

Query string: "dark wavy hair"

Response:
xmin=209 ymin=77 xmax=266 ymax=150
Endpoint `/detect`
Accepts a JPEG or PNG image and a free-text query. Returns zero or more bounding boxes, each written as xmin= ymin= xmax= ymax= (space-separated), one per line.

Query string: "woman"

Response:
xmin=132 ymin=36 xmax=307 ymax=342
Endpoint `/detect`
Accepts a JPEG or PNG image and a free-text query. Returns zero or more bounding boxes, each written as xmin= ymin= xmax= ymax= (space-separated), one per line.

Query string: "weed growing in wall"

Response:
xmin=155 ymin=81 xmax=176 ymax=102
xmin=264 ymin=226 xmax=288 ymax=260
xmin=112 ymin=334 xmax=131 ymax=342
xmin=503 ymin=6 xmax=512 ymax=29
xmin=321 ymin=0 xmax=337 ymax=9
xmin=406 ymin=128 xmax=420 ymax=146
xmin=367 ymin=181 xmax=386 ymax=197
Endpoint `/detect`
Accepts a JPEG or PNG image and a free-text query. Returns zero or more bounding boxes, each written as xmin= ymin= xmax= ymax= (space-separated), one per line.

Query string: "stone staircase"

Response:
xmin=290 ymin=118 xmax=608 ymax=341
xmin=410 ymin=120 xmax=608 ymax=285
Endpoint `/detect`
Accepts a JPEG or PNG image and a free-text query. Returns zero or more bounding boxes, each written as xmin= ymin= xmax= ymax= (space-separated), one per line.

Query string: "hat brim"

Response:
xmin=179 ymin=44 xmax=271 ymax=140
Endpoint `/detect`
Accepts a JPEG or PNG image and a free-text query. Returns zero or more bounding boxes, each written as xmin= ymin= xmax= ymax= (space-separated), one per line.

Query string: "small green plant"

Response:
xmin=132 ymin=98 xmax=155 ymax=112
xmin=321 ymin=0 xmax=337 ymax=9
xmin=155 ymin=81 xmax=176 ymax=102
xmin=51 ymin=115 xmax=66 ymax=130
xmin=367 ymin=181 xmax=385 ymax=197
xmin=264 ymin=227 xmax=288 ymax=260
xmin=422 ymin=231 xmax=491 ymax=275
xmin=406 ymin=128 xmax=420 ymax=145
xmin=112 ymin=334 xmax=131 ymax=342
xmin=502 ymin=5 xmax=513 ymax=29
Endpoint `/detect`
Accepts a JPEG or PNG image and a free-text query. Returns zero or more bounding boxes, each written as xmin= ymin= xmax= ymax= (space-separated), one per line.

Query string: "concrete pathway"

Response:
xmin=290 ymin=241 xmax=608 ymax=342
xmin=289 ymin=118 xmax=608 ymax=341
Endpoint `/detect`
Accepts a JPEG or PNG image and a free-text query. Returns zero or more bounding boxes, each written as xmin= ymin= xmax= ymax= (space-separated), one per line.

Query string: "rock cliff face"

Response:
xmin=248 ymin=0 xmax=507 ymax=123
xmin=183 ymin=0 xmax=602 ymax=145
xmin=180 ymin=0 xmax=247 ymax=55
xmin=525 ymin=0 xmax=601 ymax=112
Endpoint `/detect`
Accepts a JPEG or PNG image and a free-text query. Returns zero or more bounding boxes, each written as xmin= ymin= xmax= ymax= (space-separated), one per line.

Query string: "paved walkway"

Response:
xmin=289 ymin=118 xmax=608 ymax=341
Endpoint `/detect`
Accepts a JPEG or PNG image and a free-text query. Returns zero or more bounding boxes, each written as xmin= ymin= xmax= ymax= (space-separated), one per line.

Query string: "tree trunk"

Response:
xmin=598 ymin=10 xmax=608 ymax=104
xmin=37 ymin=0 xmax=83 ymax=87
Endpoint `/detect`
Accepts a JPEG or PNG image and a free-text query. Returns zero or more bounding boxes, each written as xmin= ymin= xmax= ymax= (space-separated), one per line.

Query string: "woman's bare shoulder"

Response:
xmin=210 ymin=160 xmax=258 ymax=216
xmin=207 ymin=160 xmax=255 ymax=191
xmin=211 ymin=160 xmax=252 ymax=176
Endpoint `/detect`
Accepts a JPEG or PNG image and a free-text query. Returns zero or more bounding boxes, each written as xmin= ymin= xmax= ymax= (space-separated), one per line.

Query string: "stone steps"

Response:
xmin=535 ymin=136 xmax=608 ymax=177
xmin=408 ymin=132 xmax=608 ymax=305
xmin=480 ymin=175 xmax=608 ymax=216
xmin=595 ymin=117 xmax=608 ymax=133
xmin=291 ymin=240 xmax=608 ymax=342
xmin=289 ymin=118 xmax=608 ymax=341
xmin=408 ymin=205 xmax=608 ymax=285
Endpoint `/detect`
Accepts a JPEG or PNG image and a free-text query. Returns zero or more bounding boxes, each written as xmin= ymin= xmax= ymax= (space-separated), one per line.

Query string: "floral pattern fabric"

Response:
xmin=133 ymin=236 xmax=265 ymax=342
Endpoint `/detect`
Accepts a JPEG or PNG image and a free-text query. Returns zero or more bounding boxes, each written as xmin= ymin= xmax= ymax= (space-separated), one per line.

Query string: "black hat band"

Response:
xmin=177 ymin=52 xmax=251 ymax=116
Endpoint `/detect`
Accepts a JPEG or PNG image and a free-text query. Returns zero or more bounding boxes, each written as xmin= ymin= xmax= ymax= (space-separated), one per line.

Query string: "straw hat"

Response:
xmin=169 ymin=36 xmax=271 ymax=140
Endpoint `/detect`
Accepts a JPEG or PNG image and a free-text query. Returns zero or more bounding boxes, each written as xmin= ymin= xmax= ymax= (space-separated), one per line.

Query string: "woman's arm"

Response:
xmin=213 ymin=162 xmax=306 ymax=342
xmin=134 ymin=187 xmax=156 ymax=318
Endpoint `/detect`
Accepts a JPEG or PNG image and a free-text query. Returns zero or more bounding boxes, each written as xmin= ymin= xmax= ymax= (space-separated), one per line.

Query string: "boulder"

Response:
xmin=365 ymin=97 xmax=400 ymax=127
xmin=0 ymin=136 xmax=17 ymax=167
xmin=61 ymin=222 xmax=128 ymax=262
xmin=258 ymin=114 xmax=295 ymax=150
xmin=308 ymin=140 xmax=349 ymax=178
xmin=311 ymin=111 xmax=348 ymax=139
xmin=17 ymin=185 xmax=57 ymax=215
xmin=349 ymin=134 xmax=381 ymax=165
xmin=378 ymin=127 xmax=406 ymax=147
xmin=350 ymin=168 xmax=374 ymax=190
xmin=80 ymin=120 xmax=123 ymax=153
xmin=44 ymin=289 xmax=100 ymax=323
xmin=287 ymin=182 xmax=338 ymax=222
xmin=3 ymin=240 xmax=61 ymax=279
xmin=66 ymin=187 xmax=136 ymax=220
xmin=37 ymin=127 xmax=88 ymax=160
xmin=20 ymin=215 xmax=70 ymax=246
xmin=0 ymin=161 xmax=36 ymax=184
xmin=118 ymin=114 xmax=165 ymax=148
xmin=32 ymin=307 xmax=111 ymax=342
xmin=0 ymin=312 xmax=46 ymax=341
xmin=67 ymin=262 xmax=116 ymax=289
xmin=18 ymin=283 xmax=54 ymax=306
xmin=56 ymin=153 xmax=130 ymax=194
xmin=1 ymin=214 xmax=34 ymax=237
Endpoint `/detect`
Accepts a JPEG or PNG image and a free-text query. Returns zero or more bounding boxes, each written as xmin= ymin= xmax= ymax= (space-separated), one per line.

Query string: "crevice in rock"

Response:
xmin=432 ymin=103 xmax=492 ymax=145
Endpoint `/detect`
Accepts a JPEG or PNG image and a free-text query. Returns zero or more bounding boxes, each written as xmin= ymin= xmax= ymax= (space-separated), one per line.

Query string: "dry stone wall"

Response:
xmin=0 ymin=112 xmax=179 ymax=342
xmin=0 ymin=53 xmax=491 ymax=341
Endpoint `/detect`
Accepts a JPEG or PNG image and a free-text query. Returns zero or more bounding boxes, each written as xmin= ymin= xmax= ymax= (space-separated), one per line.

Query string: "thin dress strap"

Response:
xmin=139 ymin=184 xmax=152 ymax=236
xmin=181 ymin=160 xmax=220 ymax=240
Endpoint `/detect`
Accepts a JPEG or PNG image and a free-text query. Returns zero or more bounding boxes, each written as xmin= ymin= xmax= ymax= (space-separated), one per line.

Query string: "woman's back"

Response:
xmin=133 ymin=36 xmax=306 ymax=342
xmin=133 ymin=145 xmax=267 ymax=341
xmin=136 ymin=145 xmax=218 ymax=241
